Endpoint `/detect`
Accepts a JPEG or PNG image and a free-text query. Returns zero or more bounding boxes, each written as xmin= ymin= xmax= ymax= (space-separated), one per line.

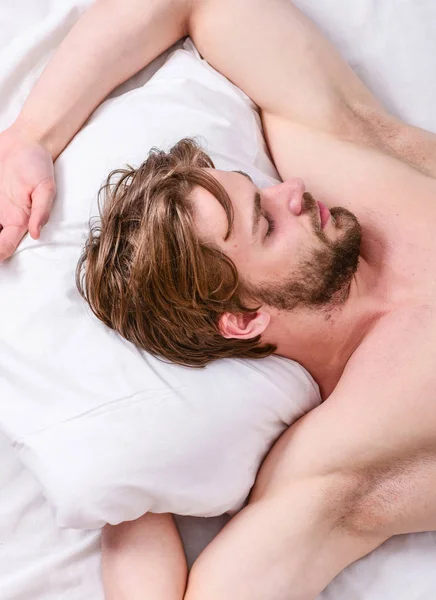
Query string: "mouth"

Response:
xmin=317 ymin=200 xmax=330 ymax=229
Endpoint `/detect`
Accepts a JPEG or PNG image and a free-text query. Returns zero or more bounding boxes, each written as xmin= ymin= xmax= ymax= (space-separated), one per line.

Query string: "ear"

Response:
xmin=218 ymin=311 xmax=271 ymax=340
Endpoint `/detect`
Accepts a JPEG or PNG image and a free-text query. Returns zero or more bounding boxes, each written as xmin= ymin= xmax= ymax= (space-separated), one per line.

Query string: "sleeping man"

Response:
xmin=2 ymin=0 xmax=436 ymax=598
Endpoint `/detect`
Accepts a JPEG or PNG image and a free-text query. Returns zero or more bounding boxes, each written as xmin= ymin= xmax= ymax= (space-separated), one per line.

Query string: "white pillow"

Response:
xmin=0 ymin=40 xmax=320 ymax=529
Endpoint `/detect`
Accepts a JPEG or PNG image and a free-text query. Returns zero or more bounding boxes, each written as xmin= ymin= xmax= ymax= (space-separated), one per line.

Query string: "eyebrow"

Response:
xmin=231 ymin=170 xmax=262 ymax=241
xmin=252 ymin=191 xmax=262 ymax=240
xmin=233 ymin=170 xmax=253 ymax=182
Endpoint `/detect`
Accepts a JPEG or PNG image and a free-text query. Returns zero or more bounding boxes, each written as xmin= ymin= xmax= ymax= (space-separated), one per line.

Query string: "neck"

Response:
xmin=267 ymin=257 xmax=389 ymax=399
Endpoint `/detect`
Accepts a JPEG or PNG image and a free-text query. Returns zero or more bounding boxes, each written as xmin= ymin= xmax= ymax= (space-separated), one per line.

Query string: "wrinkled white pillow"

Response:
xmin=0 ymin=40 xmax=320 ymax=529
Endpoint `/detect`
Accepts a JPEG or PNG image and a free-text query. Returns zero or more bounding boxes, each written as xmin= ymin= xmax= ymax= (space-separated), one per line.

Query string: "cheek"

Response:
xmin=260 ymin=238 xmax=309 ymax=280
xmin=273 ymin=228 xmax=314 ymax=264
xmin=226 ymin=232 xmax=309 ymax=282
xmin=233 ymin=245 xmax=294 ymax=282
xmin=226 ymin=246 xmax=254 ymax=276
xmin=224 ymin=245 xmax=264 ymax=283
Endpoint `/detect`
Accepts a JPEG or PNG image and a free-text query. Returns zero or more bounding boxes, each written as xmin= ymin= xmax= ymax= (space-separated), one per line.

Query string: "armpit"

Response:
xmin=351 ymin=102 xmax=436 ymax=177
xmin=341 ymin=452 xmax=436 ymax=538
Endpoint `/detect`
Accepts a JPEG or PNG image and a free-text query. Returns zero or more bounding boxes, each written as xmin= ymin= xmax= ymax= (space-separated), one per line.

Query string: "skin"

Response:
xmin=102 ymin=513 xmax=187 ymax=600
xmin=3 ymin=0 xmax=436 ymax=598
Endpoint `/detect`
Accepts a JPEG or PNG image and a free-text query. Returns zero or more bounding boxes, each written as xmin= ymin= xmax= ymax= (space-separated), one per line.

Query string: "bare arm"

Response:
xmin=14 ymin=0 xmax=191 ymax=160
xmin=102 ymin=513 xmax=187 ymax=600
xmin=185 ymin=474 xmax=386 ymax=600
xmin=189 ymin=0 xmax=385 ymax=136
xmin=188 ymin=0 xmax=436 ymax=178
xmin=183 ymin=416 xmax=436 ymax=600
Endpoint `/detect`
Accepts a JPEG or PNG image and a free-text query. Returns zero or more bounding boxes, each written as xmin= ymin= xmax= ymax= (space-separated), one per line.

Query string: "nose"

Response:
xmin=264 ymin=177 xmax=306 ymax=216
xmin=286 ymin=178 xmax=306 ymax=216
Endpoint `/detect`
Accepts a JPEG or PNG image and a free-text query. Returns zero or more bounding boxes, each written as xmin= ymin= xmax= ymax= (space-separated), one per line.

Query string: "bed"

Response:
xmin=1 ymin=1 xmax=436 ymax=598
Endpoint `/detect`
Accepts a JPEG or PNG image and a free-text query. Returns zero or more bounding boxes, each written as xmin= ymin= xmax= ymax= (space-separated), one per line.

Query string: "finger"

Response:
xmin=0 ymin=224 xmax=27 ymax=262
xmin=28 ymin=177 xmax=56 ymax=239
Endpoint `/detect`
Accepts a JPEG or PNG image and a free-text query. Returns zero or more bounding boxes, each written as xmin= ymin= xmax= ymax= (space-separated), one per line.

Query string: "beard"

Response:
xmin=248 ymin=192 xmax=362 ymax=312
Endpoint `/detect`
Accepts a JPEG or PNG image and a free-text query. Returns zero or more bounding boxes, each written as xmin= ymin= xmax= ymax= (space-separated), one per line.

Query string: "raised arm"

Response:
xmin=184 ymin=424 xmax=389 ymax=600
xmin=190 ymin=0 xmax=385 ymax=137
xmin=188 ymin=0 xmax=436 ymax=177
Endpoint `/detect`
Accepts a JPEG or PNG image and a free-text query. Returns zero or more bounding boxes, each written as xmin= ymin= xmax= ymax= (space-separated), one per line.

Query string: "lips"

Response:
xmin=317 ymin=200 xmax=330 ymax=229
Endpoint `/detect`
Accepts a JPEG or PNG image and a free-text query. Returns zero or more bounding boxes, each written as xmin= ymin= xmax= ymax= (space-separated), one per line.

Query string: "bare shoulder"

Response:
xmin=334 ymin=306 xmax=436 ymax=454
xmin=252 ymin=307 xmax=436 ymax=536
xmin=257 ymin=307 xmax=436 ymax=486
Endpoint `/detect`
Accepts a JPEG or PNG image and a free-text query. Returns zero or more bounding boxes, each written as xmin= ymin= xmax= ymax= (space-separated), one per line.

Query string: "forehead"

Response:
xmin=190 ymin=168 xmax=254 ymax=245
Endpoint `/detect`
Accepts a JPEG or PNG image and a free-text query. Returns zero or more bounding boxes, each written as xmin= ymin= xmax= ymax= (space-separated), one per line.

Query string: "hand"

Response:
xmin=0 ymin=125 xmax=56 ymax=261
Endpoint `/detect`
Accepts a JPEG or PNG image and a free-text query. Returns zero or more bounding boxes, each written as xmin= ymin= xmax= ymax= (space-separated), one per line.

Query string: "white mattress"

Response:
xmin=2 ymin=1 xmax=436 ymax=599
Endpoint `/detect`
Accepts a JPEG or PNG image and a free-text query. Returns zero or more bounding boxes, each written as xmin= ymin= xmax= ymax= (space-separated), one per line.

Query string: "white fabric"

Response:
xmin=0 ymin=424 xmax=436 ymax=600
xmin=3 ymin=418 xmax=436 ymax=600
xmin=0 ymin=428 xmax=230 ymax=600
xmin=1 ymin=1 xmax=436 ymax=600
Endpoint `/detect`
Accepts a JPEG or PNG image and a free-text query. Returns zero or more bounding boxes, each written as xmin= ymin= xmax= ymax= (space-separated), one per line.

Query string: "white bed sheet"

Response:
xmin=0 ymin=429 xmax=229 ymax=600
xmin=3 ymin=425 xmax=436 ymax=600
xmin=0 ymin=430 xmax=103 ymax=600
xmin=2 ymin=1 xmax=436 ymax=599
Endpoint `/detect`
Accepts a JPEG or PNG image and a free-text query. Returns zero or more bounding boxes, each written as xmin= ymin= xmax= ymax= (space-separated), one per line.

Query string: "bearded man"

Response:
xmin=2 ymin=1 xmax=436 ymax=598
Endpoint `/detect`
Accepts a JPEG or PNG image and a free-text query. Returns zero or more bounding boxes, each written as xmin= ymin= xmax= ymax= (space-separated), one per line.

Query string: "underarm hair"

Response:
xmin=339 ymin=451 xmax=436 ymax=537
xmin=352 ymin=102 xmax=436 ymax=178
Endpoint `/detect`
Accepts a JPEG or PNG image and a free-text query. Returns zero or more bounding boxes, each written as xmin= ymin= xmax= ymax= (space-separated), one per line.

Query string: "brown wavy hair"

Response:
xmin=76 ymin=138 xmax=275 ymax=367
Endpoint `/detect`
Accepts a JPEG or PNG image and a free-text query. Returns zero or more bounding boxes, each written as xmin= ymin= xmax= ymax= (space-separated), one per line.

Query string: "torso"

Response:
xmin=262 ymin=114 xmax=436 ymax=535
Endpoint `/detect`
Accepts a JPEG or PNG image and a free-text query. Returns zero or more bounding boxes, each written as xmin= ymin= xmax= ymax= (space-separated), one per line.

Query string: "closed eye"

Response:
xmin=265 ymin=214 xmax=275 ymax=238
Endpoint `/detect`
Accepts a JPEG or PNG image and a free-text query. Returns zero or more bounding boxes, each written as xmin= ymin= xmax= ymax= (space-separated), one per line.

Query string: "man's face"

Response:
xmin=191 ymin=170 xmax=362 ymax=313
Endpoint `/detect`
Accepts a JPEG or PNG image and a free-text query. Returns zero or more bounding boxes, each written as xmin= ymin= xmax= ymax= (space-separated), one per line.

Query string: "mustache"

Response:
xmin=302 ymin=190 xmax=332 ymax=237
xmin=302 ymin=192 xmax=322 ymax=232
xmin=302 ymin=191 xmax=318 ymax=214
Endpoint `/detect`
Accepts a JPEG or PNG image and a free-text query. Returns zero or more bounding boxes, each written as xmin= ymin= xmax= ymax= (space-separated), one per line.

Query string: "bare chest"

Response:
xmin=343 ymin=311 xmax=436 ymax=534
xmin=345 ymin=307 xmax=436 ymax=455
